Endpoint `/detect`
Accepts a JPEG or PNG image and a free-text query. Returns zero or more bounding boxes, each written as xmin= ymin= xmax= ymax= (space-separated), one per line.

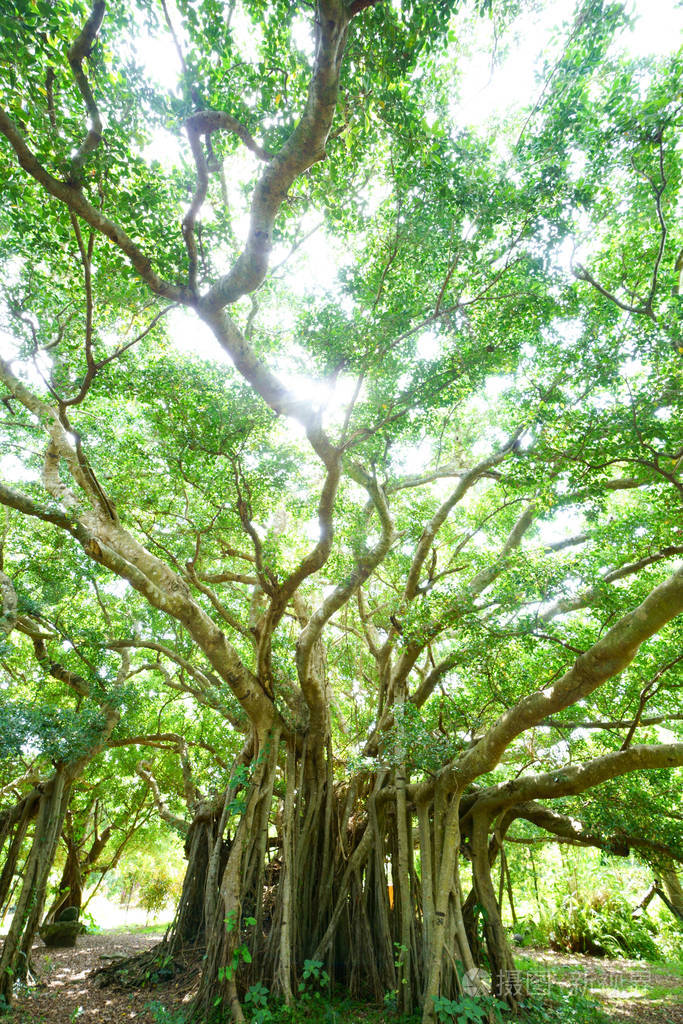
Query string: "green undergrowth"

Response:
xmin=145 ymin=988 xmax=615 ymax=1024
xmin=144 ymin=951 xmax=683 ymax=1024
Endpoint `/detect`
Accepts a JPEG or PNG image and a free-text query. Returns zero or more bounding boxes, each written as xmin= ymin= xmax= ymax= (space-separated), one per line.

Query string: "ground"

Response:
xmin=518 ymin=949 xmax=683 ymax=1024
xmin=10 ymin=929 xmax=188 ymax=1024
xmin=7 ymin=930 xmax=683 ymax=1023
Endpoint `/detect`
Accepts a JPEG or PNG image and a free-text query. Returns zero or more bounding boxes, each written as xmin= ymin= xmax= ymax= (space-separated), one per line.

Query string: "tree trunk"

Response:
xmin=421 ymin=789 xmax=477 ymax=1023
xmin=470 ymin=812 xmax=518 ymax=1009
xmin=44 ymin=835 xmax=83 ymax=923
xmin=0 ymin=770 xmax=71 ymax=1003
xmin=657 ymin=862 xmax=683 ymax=922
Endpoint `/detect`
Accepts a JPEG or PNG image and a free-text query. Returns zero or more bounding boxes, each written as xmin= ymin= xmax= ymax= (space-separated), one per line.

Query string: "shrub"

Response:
xmin=138 ymin=869 xmax=182 ymax=918
xmin=548 ymin=889 xmax=659 ymax=960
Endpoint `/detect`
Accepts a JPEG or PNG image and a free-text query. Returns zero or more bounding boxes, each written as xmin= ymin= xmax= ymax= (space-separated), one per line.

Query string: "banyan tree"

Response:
xmin=0 ymin=0 xmax=682 ymax=1019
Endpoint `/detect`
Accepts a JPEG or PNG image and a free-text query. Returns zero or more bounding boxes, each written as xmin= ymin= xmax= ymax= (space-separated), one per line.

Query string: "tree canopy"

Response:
xmin=0 ymin=0 xmax=682 ymax=1020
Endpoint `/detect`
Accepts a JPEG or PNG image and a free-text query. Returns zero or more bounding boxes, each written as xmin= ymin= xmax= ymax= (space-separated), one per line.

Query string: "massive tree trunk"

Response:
xmin=188 ymin=726 xmax=407 ymax=1019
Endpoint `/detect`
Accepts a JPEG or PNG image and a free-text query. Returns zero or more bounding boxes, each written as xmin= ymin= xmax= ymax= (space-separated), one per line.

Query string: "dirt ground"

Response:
xmin=8 ymin=931 xmax=683 ymax=1022
xmin=11 ymin=930 xmax=190 ymax=1024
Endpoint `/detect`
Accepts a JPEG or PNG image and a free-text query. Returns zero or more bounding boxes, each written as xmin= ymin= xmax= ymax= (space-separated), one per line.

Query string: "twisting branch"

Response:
xmin=253 ymin=445 xmax=343 ymax=694
xmin=68 ymin=214 xmax=96 ymax=377
xmin=0 ymin=354 xmax=116 ymax=521
xmin=231 ymin=459 xmax=277 ymax=596
xmin=106 ymin=640 xmax=247 ymax=732
xmin=573 ymin=262 xmax=650 ymax=316
xmin=30 ymin=637 xmax=90 ymax=698
xmin=538 ymin=544 xmax=683 ymax=624
xmin=183 ymin=112 xmax=271 ymax=292
xmin=631 ymin=132 xmax=668 ymax=314
xmin=508 ymin=802 xmax=682 ymax=863
xmin=87 ymin=302 xmax=176 ymax=371
xmin=203 ymin=0 xmax=350 ymax=308
xmin=186 ymin=110 xmax=271 ymax=164
xmin=385 ymin=461 xmax=471 ymax=494
xmin=183 ymin=120 xmax=209 ymax=294
xmin=67 ymin=1 xmax=106 ymax=182
xmin=402 ymin=429 xmax=524 ymax=605
xmin=184 ymin=562 xmax=255 ymax=640
xmin=620 ymin=652 xmax=683 ymax=751
xmin=136 ymin=760 xmax=189 ymax=834
xmin=296 ymin=466 xmax=395 ymax=696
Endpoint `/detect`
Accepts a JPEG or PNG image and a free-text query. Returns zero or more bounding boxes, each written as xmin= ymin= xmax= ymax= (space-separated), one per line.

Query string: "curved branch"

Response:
xmin=539 ymin=544 xmax=683 ymax=623
xmin=136 ymin=760 xmax=189 ymax=835
xmin=296 ymin=471 xmax=395 ymax=705
xmin=475 ymin=742 xmax=683 ymax=812
xmin=67 ymin=1 xmax=106 ymax=182
xmin=402 ymin=431 xmax=523 ymax=604
xmin=203 ymin=1 xmax=349 ymax=308
xmin=509 ymin=802 xmax=682 ymax=863
xmin=0 ymin=109 xmax=190 ymax=303
xmin=409 ymin=561 xmax=683 ymax=801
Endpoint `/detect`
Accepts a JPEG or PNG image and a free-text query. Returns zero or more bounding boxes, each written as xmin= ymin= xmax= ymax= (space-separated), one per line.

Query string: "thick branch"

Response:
xmin=475 ymin=743 xmax=683 ymax=812
xmin=203 ymin=1 xmax=349 ymax=308
xmin=410 ymin=561 xmax=683 ymax=800
xmin=509 ymin=802 xmax=682 ymax=863
xmin=67 ymin=1 xmax=106 ymax=181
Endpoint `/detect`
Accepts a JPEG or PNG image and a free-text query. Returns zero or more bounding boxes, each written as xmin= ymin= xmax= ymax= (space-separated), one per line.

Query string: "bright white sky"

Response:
xmin=454 ymin=0 xmax=683 ymax=126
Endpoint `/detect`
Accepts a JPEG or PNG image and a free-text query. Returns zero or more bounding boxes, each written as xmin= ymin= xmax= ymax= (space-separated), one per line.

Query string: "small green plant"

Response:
xmin=145 ymin=999 xmax=186 ymax=1024
xmin=383 ymin=987 xmax=398 ymax=1014
xmin=298 ymin=958 xmax=330 ymax=1005
xmin=433 ymin=993 xmax=506 ymax=1024
xmin=244 ymin=982 xmax=273 ymax=1023
xmin=382 ymin=941 xmax=410 ymax=1018
xmin=394 ymin=941 xmax=408 ymax=985
xmin=518 ymin=989 xmax=611 ymax=1024
xmin=217 ymin=913 xmax=256 ymax=991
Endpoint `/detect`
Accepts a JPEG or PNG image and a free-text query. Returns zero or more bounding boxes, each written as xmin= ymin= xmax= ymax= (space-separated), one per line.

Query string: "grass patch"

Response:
xmin=100 ymin=921 xmax=170 ymax=935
